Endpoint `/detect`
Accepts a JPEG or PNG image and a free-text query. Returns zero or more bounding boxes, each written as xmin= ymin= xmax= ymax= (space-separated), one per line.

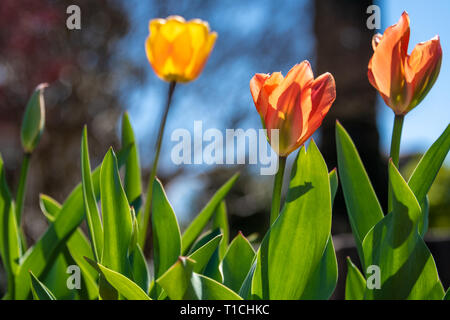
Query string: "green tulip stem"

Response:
xmin=140 ymin=81 xmax=177 ymax=248
xmin=15 ymin=152 xmax=31 ymax=225
xmin=388 ymin=114 xmax=404 ymax=211
xmin=270 ymin=156 xmax=287 ymax=225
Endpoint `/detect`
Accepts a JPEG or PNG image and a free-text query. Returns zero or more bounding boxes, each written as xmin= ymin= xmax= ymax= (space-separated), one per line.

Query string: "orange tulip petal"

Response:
xmin=404 ymin=36 xmax=442 ymax=111
xmin=250 ymin=73 xmax=270 ymax=106
xmin=368 ymin=12 xmax=410 ymax=105
xmin=269 ymin=61 xmax=313 ymax=115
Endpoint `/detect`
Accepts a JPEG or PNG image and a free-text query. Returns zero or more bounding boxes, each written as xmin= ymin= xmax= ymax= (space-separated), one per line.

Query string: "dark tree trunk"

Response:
xmin=314 ymin=0 xmax=388 ymax=230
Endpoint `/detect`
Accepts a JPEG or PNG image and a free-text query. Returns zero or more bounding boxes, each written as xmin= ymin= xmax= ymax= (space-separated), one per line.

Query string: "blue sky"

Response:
xmin=119 ymin=0 xmax=449 ymax=220
xmin=377 ymin=0 xmax=450 ymax=160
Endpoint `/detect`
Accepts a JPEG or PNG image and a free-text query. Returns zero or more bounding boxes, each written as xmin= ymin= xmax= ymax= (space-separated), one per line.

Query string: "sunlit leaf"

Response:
xmin=81 ymin=126 xmax=103 ymax=262
xmin=29 ymin=271 xmax=56 ymax=300
xmin=0 ymin=154 xmax=21 ymax=298
xmin=97 ymin=262 xmax=151 ymax=300
xmin=181 ymin=173 xmax=239 ymax=255
xmin=345 ymin=257 xmax=365 ymax=300
xmin=336 ymin=121 xmax=384 ymax=263
xmin=251 ymin=140 xmax=331 ymax=299
xmin=362 ymin=161 xmax=445 ymax=299
xmin=221 ymin=233 xmax=255 ymax=293
xmin=121 ymin=112 xmax=142 ymax=211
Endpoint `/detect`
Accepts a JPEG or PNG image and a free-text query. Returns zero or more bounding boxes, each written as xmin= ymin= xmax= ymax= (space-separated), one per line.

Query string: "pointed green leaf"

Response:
xmin=345 ymin=257 xmax=365 ymax=300
xmin=129 ymin=245 xmax=150 ymax=293
xmin=188 ymin=273 xmax=242 ymax=300
xmin=362 ymin=161 xmax=445 ymax=299
xmin=444 ymin=288 xmax=450 ymax=300
xmin=222 ymin=233 xmax=255 ymax=293
xmin=101 ymin=148 xmax=133 ymax=276
xmin=408 ymin=124 xmax=450 ymax=236
xmin=251 ymin=141 xmax=332 ymax=299
xmin=0 ymin=154 xmax=21 ymax=298
xmin=81 ymin=126 xmax=103 ymax=261
xmin=14 ymin=147 xmax=131 ymax=299
xmin=212 ymin=201 xmax=229 ymax=260
xmin=188 ymin=235 xmax=222 ymax=274
xmin=329 ymin=169 xmax=338 ymax=203
xmin=29 ymin=271 xmax=56 ymax=300
xmin=97 ymin=263 xmax=151 ymax=300
xmin=156 ymin=257 xmax=196 ymax=300
xmin=39 ymin=194 xmax=98 ymax=299
xmin=152 ymin=178 xmax=181 ymax=280
xmin=121 ymin=112 xmax=142 ymax=210
xmin=301 ymin=236 xmax=338 ymax=300
xmin=181 ymin=173 xmax=239 ymax=254
xmin=336 ymin=121 xmax=384 ymax=263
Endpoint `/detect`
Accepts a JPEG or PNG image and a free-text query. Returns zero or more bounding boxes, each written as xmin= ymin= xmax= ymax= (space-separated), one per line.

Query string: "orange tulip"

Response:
xmin=250 ymin=61 xmax=336 ymax=156
xmin=368 ymin=12 xmax=442 ymax=115
xmin=145 ymin=15 xmax=217 ymax=83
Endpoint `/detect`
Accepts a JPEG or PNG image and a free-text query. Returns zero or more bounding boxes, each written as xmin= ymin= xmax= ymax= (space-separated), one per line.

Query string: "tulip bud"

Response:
xmin=21 ymin=84 xmax=48 ymax=153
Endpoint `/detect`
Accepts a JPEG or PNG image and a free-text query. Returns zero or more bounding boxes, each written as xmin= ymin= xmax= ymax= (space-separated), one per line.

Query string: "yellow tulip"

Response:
xmin=145 ymin=15 xmax=217 ymax=83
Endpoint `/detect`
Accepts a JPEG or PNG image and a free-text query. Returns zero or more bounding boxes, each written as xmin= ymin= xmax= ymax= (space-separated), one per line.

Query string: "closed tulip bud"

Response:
xmin=21 ymin=83 xmax=47 ymax=154
xmin=368 ymin=12 xmax=442 ymax=115
xmin=145 ymin=15 xmax=217 ymax=83
xmin=250 ymin=61 xmax=336 ymax=157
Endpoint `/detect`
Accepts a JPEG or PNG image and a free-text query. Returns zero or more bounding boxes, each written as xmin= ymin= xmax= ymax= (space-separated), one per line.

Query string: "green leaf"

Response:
xmin=188 ymin=235 xmax=222 ymax=274
xmin=222 ymin=232 xmax=255 ymax=293
xmin=408 ymin=124 xmax=450 ymax=236
xmin=29 ymin=271 xmax=56 ymax=300
xmin=299 ymin=169 xmax=339 ymax=300
xmin=189 ymin=229 xmax=222 ymax=282
xmin=81 ymin=126 xmax=103 ymax=262
xmin=188 ymin=273 xmax=242 ymax=300
xmin=129 ymin=245 xmax=150 ymax=293
xmin=181 ymin=173 xmax=239 ymax=255
xmin=39 ymin=194 xmax=61 ymax=222
xmin=345 ymin=257 xmax=365 ymax=300
xmin=156 ymin=257 xmax=242 ymax=300
xmin=14 ymin=146 xmax=131 ymax=299
xmin=121 ymin=112 xmax=142 ymax=210
xmin=362 ymin=161 xmax=445 ymax=299
xmin=0 ymin=154 xmax=21 ymax=298
xmin=101 ymin=148 xmax=133 ymax=276
xmin=444 ymin=288 xmax=450 ymax=300
xmin=21 ymin=84 xmax=47 ymax=153
xmin=39 ymin=194 xmax=98 ymax=300
xmin=152 ymin=178 xmax=181 ymax=280
xmin=251 ymin=141 xmax=332 ymax=299
xmin=97 ymin=263 xmax=151 ymax=300
xmin=212 ymin=201 xmax=229 ymax=260
xmin=329 ymin=169 xmax=338 ymax=203
xmin=336 ymin=121 xmax=384 ymax=263
xmin=156 ymin=257 xmax=196 ymax=300
xmin=301 ymin=236 xmax=338 ymax=300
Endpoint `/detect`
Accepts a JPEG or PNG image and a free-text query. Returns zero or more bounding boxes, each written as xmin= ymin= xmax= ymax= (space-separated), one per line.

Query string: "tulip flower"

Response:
xmin=145 ymin=15 xmax=217 ymax=83
xmin=368 ymin=12 xmax=442 ymax=116
xmin=250 ymin=61 xmax=336 ymax=157
xmin=368 ymin=12 xmax=442 ymax=211
xmin=250 ymin=61 xmax=336 ymax=224
xmin=141 ymin=16 xmax=217 ymax=249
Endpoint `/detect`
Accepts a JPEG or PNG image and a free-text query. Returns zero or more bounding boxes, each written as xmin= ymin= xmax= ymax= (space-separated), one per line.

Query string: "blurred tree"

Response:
xmin=0 ymin=0 xmax=144 ymax=242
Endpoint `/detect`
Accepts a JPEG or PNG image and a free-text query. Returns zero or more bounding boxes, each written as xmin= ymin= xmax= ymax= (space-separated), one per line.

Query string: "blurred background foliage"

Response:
xmin=0 ymin=0 xmax=448 ymax=282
